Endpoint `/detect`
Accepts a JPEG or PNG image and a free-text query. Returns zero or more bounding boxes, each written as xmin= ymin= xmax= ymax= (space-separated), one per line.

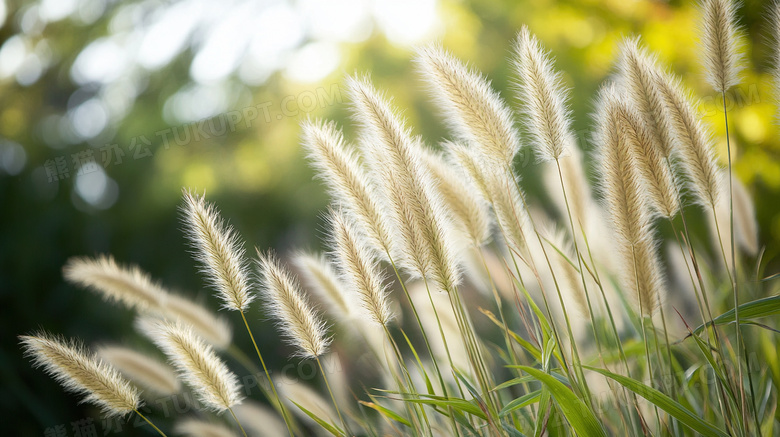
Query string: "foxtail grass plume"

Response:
xmin=20 ymin=333 xmax=141 ymax=417
xmin=63 ymin=255 xmax=166 ymax=311
xmin=699 ymin=0 xmax=745 ymax=92
xmin=614 ymin=95 xmax=680 ymax=218
xmin=655 ymin=68 xmax=722 ymax=207
xmin=347 ymin=75 xmax=461 ymax=292
xmin=294 ymin=252 xmax=354 ymax=321
xmin=329 ymin=209 xmax=394 ymax=326
xmin=512 ymin=26 xmax=575 ymax=161
xmin=421 ymin=148 xmax=491 ymax=247
xmin=617 ymin=38 xmax=675 ymax=158
xmin=301 ymin=119 xmax=392 ymax=256
xmin=64 ymin=254 xmax=233 ymax=349
xmin=595 ymin=85 xmax=663 ymax=316
xmin=97 ymin=345 xmax=181 ymax=397
xmin=415 ymin=45 xmax=520 ymax=165
xmin=182 ymin=190 xmax=254 ymax=312
xmin=142 ymin=320 xmax=242 ymax=412
xmin=257 ymin=251 xmax=330 ymax=358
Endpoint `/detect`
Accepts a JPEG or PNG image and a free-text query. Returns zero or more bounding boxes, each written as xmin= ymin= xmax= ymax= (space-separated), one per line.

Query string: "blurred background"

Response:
xmin=2 ymin=0 xmax=778 ymax=434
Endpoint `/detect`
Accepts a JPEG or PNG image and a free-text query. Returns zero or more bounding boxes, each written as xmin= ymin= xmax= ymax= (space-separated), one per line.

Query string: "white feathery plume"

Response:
xmin=699 ymin=0 xmax=745 ymax=92
xmin=182 ymin=190 xmax=254 ymax=312
xmin=329 ymin=209 xmax=394 ymax=326
xmin=512 ymin=26 xmax=575 ymax=161
xmin=421 ymin=147 xmax=492 ymax=247
xmin=415 ymin=45 xmax=521 ymax=166
xmin=20 ymin=333 xmax=141 ymax=417
xmin=617 ymin=38 xmax=676 ymax=158
xmin=654 ymin=68 xmax=722 ymax=207
xmin=63 ymin=255 xmax=167 ymax=311
xmin=614 ymin=96 xmax=680 ymax=218
xmin=64 ymin=254 xmax=233 ymax=349
xmin=347 ymin=75 xmax=461 ymax=292
xmin=595 ymin=85 xmax=664 ymax=316
xmin=96 ymin=345 xmax=181 ymax=397
xmin=300 ymin=119 xmax=392 ymax=256
xmin=142 ymin=320 xmax=243 ymax=412
xmin=293 ymin=252 xmax=355 ymax=321
xmin=257 ymin=251 xmax=330 ymax=358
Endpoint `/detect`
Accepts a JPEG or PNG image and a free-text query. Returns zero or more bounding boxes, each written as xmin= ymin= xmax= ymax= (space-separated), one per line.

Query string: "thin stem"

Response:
xmin=134 ymin=409 xmax=167 ymax=437
xmin=384 ymin=249 xmax=452 ymax=398
xmin=317 ymin=356 xmax=351 ymax=437
xmin=229 ymin=407 xmax=248 ymax=437
xmin=723 ymin=92 xmax=747 ymax=427
xmin=240 ymin=311 xmax=296 ymax=437
xmin=555 ymin=160 xmax=630 ymax=428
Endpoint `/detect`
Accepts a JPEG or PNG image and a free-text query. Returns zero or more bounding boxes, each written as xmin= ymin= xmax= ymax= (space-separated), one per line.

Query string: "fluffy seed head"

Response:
xmin=421 ymin=148 xmax=491 ymax=247
xmin=63 ymin=255 xmax=167 ymax=311
xmin=182 ymin=190 xmax=254 ymax=312
xmin=594 ymin=85 xmax=663 ymax=316
xmin=300 ymin=119 xmax=392 ymax=256
xmin=97 ymin=346 xmax=181 ymax=397
xmin=20 ymin=333 xmax=141 ymax=417
xmin=293 ymin=252 xmax=354 ymax=321
xmin=513 ymin=26 xmax=575 ymax=161
xmin=416 ymin=45 xmax=520 ymax=165
xmin=613 ymin=95 xmax=680 ymax=218
xmin=141 ymin=320 xmax=242 ymax=412
xmin=347 ymin=75 xmax=461 ymax=291
xmin=617 ymin=38 xmax=675 ymax=158
xmin=698 ymin=0 xmax=745 ymax=92
xmin=329 ymin=209 xmax=394 ymax=326
xmin=257 ymin=251 xmax=330 ymax=358
xmin=655 ymin=68 xmax=722 ymax=207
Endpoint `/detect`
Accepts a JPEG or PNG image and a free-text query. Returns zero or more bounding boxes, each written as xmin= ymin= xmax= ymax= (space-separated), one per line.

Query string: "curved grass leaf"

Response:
xmin=691 ymin=295 xmax=780 ymax=335
xmin=518 ymin=366 xmax=606 ymax=437
xmin=584 ymin=366 xmax=729 ymax=437
xmin=359 ymin=401 xmax=411 ymax=427
xmin=292 ymin=400 xmax=345 ymax=437
xmin=499 ymin=390 xmax=542 ymax=417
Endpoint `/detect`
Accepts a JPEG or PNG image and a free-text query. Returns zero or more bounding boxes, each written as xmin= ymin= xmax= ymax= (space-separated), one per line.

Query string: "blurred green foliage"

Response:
xmin=1 ymin=0 xmax=778 ymax=434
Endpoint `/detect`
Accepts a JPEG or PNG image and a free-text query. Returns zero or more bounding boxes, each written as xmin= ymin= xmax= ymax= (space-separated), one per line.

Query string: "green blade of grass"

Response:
xmin=359 ymin=401 xmax=411 ymax=427
xmin=291 ymin=400 xmax=345 ymax=437
xmin=691 ymin=295 xmax=780 ymax=335
xmin=499 ymin=390 xmax=542 ymax=418
xmin=518 ymin=366 xmax=606 ymax=437
xmin=584 ymin=366 xmax=730 ymax=437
